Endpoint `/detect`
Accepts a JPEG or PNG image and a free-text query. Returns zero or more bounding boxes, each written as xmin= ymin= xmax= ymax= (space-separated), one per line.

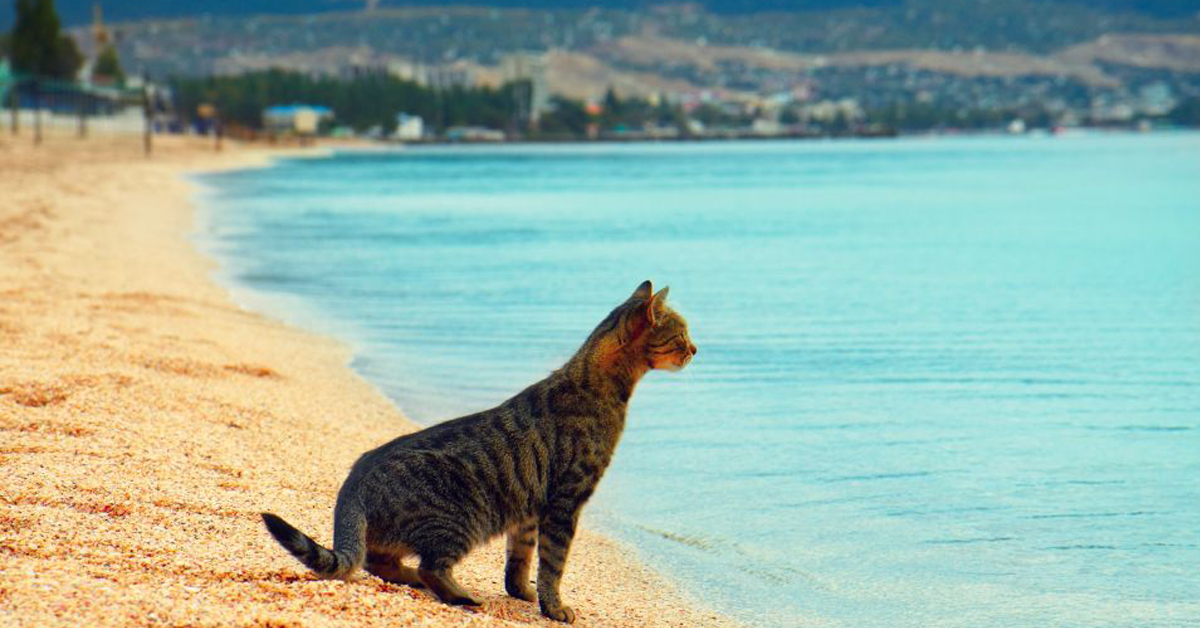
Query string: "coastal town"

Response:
xmin=4 ymin=1 xmax=1200 ymax=141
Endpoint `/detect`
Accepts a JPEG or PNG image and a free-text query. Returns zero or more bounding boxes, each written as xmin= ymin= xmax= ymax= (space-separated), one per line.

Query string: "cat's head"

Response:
xmin=616 ymin=280 xmax=697 ymax=372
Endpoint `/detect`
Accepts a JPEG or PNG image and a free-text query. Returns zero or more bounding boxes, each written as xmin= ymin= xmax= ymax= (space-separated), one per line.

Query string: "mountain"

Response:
xmin=40 ymin=0 xmax=1196 ymax=109
xmin=3 ymin=0 xmax=1197 ymax=30
xmin=6 ymin=0 xmax=1198 ymax=125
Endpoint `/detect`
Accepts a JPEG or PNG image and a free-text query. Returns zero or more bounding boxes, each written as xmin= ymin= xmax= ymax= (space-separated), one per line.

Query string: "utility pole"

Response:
xmin=77 ymin=88 xmax=87 ymax=138
xmin=33 ymin=79 xmax=42 ymax=145
xmin=9 ymin=78 xmax=17 ymax=136
xmin=142 ymin=76 xmax=152 ymax=156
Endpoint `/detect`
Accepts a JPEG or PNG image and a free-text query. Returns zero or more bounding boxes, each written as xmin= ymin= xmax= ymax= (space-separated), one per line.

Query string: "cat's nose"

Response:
xmin=689 ymin=343 xmax=698 ymax=356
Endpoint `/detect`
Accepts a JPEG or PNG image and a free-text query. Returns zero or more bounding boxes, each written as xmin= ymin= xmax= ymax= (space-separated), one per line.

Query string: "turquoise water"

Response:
xmin=197 ymin=134 xmax=1200 ymax=628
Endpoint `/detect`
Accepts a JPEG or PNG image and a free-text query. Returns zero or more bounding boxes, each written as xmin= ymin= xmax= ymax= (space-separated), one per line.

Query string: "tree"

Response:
xmin=93 ymin=44 xmax=124 ymax=83
xmin=536 ymin=96 xmax=589 ymax=138
xmin=48 ymin=31 xmax=82 ymax=77
xmin=600 ymin=86 xmax=622 ymax=128
xmin=1168 ymin=97 xmax=1200 ymax=127
xmin=10 ymin=0 xmax=82 ymax=78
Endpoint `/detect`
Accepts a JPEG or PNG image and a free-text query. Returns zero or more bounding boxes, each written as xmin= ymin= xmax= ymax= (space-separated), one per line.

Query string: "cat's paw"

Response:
xmin=505 ymin=580 xmax=536 ymax=602
xmin=448 ymin=594 xmax=481 ymax=607
xmin=541 ymin=605 xmax=576 ymax=624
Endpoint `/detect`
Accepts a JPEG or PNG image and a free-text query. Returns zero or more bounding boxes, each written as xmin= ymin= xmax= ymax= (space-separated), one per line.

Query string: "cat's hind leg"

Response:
xmin=417 ymin=564 xmax=479 ymax=607
xmin=413 ymin=523 xmax=481 ymax=606
xmin=364 ymin=548 xmax=424 ymax=588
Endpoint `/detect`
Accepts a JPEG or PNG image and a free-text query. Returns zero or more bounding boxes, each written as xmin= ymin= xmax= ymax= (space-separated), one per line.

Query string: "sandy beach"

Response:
xmin=0 ymin=133 xmax=736 ymax=628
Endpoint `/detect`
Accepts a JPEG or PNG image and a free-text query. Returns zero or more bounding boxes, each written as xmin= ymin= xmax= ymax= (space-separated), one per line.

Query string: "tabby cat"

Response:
xmin=261 ymin=280 xmax=696 ymax=623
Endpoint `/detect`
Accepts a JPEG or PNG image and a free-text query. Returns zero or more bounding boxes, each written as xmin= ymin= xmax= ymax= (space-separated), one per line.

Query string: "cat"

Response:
xmin=261 ymin=280 xmax=697 ymax=623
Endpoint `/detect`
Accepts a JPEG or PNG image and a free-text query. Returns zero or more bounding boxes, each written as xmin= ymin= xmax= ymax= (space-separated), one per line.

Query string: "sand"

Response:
xmin=0 ymin=133 xmax=737 ymax=628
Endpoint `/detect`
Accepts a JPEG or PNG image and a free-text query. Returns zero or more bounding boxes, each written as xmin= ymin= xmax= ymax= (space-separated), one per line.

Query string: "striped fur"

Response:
xmin=261 ymin=280 xmax=697 ymax=623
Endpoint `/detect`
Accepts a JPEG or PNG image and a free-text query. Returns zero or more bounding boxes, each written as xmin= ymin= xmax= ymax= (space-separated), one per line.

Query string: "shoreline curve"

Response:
xmin=0 ymin=133 xmax=741 ymax=628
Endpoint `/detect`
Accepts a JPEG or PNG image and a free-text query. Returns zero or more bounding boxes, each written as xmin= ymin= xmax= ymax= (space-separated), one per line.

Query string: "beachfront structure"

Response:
xmin=263 ymin=104 xmax=333 ymax=135
xmin=445 ymin=126 xmax=505 ymax=142
xmin=501 ymin=52 xmax=550 ymax=124
xmin=425 ymin=65 xmax=475 ymax=90
xmin=394 ymin=113 xmax=423 ymax=141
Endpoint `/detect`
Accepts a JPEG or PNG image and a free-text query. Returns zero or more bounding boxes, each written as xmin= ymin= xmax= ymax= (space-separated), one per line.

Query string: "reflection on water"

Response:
xmin=199 ymin=133 xmax=1200 ymax=627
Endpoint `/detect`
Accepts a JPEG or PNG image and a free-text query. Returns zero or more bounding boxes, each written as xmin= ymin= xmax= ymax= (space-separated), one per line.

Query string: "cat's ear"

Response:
xmin=621 ymin=281 xmax=656 ymax=343
xmin=631 ymin=280 xmax=653 ymax=302
xmin=646 ymin=286 xmax=669 ymax=326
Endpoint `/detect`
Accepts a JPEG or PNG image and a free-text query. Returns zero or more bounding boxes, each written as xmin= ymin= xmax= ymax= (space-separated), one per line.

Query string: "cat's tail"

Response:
xmin=261 ymin=507 xmax=365 ymax=580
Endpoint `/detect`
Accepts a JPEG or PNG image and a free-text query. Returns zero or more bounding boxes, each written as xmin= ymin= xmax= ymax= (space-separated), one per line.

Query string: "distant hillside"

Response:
xmin=42 ymin=0 xmax=1197 ymax=113
xmin=7 ymin=0 xmax=1195 ymax=130
xmin=3 ymin=0 xmax=1197 ymax=30
xmin=39 ymin=0 xmax=1200 ymax=66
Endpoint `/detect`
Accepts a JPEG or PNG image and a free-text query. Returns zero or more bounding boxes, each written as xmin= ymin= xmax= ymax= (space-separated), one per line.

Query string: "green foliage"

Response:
xmin=93 ymin=44 xmax=124 ymax=83
xmin=171 ymin=69 xmax=530 ymax=134
xmin=10 ymin=0 xmax=82 ymax=78
xmin=869 ymin=103 xmax=949 ymax=130
xmin=49 ymin=33 xmax=81 ymax=77
xmin=171 ymin=69 xmax=689 ymax=138
xmin=601 ymin=87 xmax=621 ymax=127
xmin=867 ymin=102 xmax=1054 ymax=131
xmin=1168 ymin=97 xmax=1200 ymax=127
xmin=536 ymin=96 xmax=590 ymax=138
xmin=595 ymin=87 xmax=688 ymax=132
xmin=690 ymin=103 xmax=747 ymax=128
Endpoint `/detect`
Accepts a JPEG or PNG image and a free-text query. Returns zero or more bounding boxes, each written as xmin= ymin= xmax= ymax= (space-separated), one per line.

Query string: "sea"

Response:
xmin=195 ymin=132 xmax=1200 ymax=628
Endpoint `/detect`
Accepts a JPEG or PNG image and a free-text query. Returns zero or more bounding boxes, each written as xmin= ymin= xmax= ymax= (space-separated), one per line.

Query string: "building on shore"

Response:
xmin=426 ymin=65 xmax=476 ymax=90
xmin=263 ymin=104 xmax=333 ymax=136
xmin=445 ymin=125 xmax=505 ymax=142
xmin=387 ymin=60 xmax=427 ymax=84
xmin=501 ymin=52 xmax=550 ymax=125
xmin=394 ymin=113 xmax=424 ymax=141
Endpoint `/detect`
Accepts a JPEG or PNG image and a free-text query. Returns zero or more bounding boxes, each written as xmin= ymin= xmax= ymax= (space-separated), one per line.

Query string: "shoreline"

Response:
xmin=0 ymin=134 xmax=739 ymax=627
xmin=333 ymin=123 xmax=1178 ymax=148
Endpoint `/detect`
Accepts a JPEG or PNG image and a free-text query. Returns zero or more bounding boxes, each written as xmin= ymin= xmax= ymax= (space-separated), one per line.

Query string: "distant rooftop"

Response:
xmin=263 ymin=104 xmax=333 ymax=116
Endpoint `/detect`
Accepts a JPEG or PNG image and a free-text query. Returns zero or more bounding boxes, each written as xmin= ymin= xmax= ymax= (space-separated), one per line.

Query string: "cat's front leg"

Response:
xmin=536 ymin=500 xmax=583 ymax=623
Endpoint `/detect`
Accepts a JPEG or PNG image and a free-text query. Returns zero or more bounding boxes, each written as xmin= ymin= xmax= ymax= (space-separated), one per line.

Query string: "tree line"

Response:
xmin=169 ymin=70 xmax=689 ymax=139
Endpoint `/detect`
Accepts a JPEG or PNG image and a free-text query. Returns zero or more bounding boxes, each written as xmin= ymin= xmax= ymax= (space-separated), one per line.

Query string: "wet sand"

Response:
xmin=0 ymin=134 xmax=737 ymax=628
